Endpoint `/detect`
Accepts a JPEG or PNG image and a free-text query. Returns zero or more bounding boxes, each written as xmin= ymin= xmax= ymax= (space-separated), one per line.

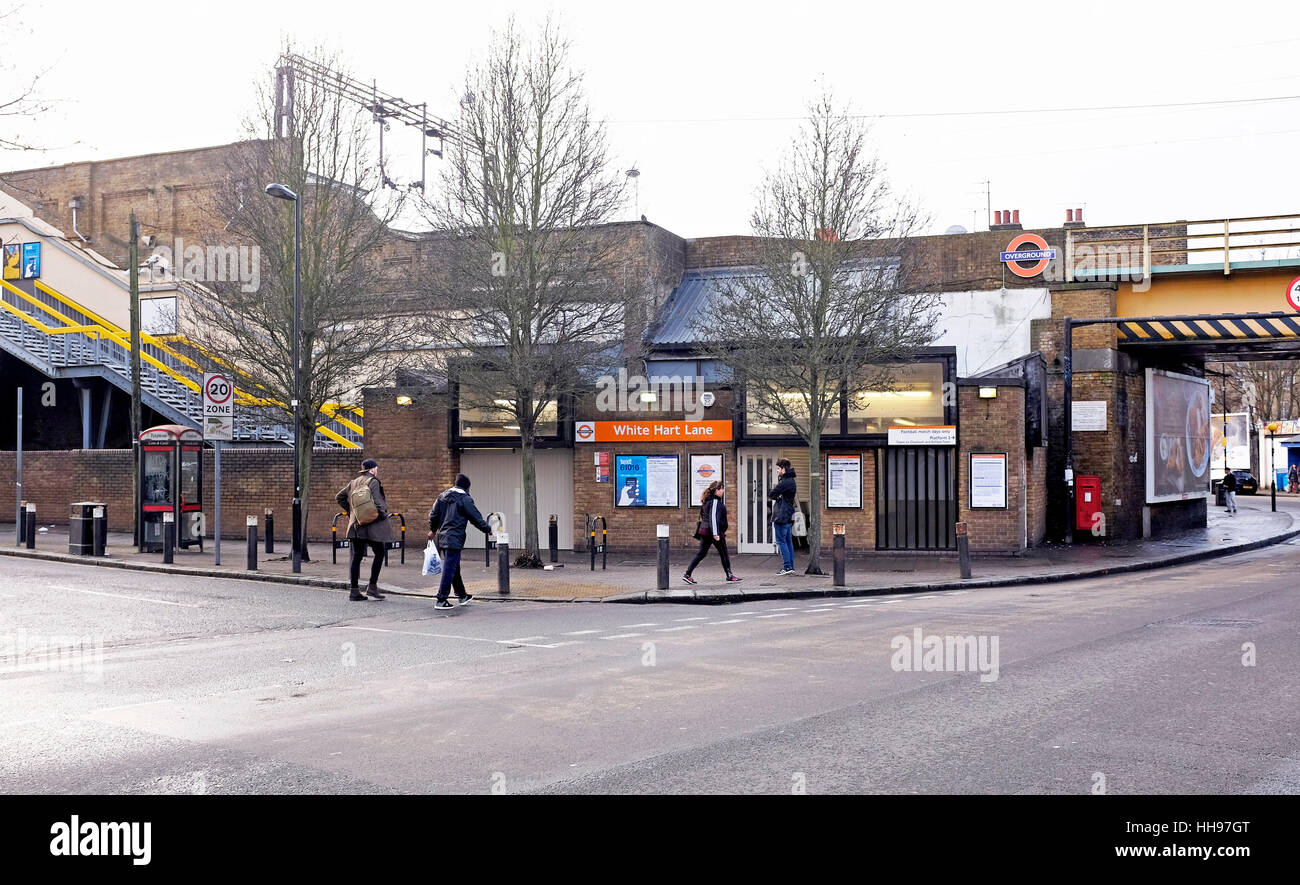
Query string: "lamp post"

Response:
xmin=1267 ymin=421 xmax=1280 ymax=513
xmin=266 ymin=182 xmax=302 ymax=573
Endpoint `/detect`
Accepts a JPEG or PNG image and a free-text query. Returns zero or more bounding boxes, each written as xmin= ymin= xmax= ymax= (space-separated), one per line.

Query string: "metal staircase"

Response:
xmin=0 ymin=276 xmax=363 ymax=448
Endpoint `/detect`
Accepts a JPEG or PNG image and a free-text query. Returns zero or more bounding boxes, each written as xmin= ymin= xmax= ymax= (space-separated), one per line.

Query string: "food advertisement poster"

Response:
xmin=1208 ymin=412 xmax=1251 ymax=472
xmin=1146 ymin=368 xmax=1211 ymax=503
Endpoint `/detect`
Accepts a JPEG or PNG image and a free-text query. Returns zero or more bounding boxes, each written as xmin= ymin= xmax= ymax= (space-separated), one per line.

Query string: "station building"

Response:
xmin=4 ymin=143 xmax=1300 ymax=556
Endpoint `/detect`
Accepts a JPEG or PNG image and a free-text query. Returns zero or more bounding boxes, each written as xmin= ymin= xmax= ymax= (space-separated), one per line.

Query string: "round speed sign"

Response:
xmin=205 ymin=374 xmax=233 ymax=405
xmin=1287 ymin=275 xmax=1300 ymax=313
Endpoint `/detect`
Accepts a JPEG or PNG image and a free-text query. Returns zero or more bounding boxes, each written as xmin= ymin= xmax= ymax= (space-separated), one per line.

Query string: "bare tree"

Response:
xmin=182 ymin=46 xmax=415 ymax=557
xmin=697 ymin=93 xmax=938 ymax=573
xmin=0 ymin=6 xmax=52 ymax=152
xmin=420 ymin=20 xmax=627 ymax=565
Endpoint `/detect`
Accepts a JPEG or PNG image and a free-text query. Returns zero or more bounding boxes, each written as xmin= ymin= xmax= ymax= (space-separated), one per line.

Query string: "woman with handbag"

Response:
xmin=682 ymin=480 xmax=743 ymax=584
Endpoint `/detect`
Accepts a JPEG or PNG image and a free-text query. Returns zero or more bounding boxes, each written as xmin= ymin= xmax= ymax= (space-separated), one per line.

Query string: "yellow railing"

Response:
xmin=1 ymin=277 xmax=362 ymax=448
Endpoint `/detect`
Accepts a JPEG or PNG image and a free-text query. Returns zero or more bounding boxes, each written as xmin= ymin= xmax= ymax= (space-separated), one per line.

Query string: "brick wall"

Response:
xmin=957 ymin=384 xmax=1030 ymax=552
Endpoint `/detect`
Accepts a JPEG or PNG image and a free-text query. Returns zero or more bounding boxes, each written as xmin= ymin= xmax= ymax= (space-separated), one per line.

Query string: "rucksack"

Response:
xmin=349 ymin=476 xmax=381 ymax=525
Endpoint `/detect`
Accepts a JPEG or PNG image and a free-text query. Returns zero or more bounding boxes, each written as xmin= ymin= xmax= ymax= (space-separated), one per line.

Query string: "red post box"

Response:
xmin=1075 ymin=475 xmax=1102 ymax=532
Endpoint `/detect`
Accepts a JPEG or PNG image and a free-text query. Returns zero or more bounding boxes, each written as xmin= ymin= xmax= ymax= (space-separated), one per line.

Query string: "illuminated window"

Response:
xmin=847 ymin=363 xmax=945 ymax=434
xmin=457 ymin=390 xmax=558 ymax=437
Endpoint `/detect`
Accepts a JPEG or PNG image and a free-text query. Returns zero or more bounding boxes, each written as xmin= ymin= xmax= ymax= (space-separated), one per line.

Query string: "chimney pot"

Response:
xmin=1066 ymin=209 xmax=1074 ymax=222
xmin=1012 ymin=210 xmax=1020 ymax=225
xmin=1076 ymin=207 xmax=1084 ymax=223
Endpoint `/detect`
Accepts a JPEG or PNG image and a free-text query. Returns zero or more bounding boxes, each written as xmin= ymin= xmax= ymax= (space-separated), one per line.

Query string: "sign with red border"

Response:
xmin=1286 ymin=275 xmax=1300 ymax=312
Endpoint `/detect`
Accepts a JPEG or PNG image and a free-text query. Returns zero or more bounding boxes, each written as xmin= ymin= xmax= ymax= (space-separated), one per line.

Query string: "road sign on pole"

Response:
xmin=203 ymin=373 xmax=235 ymax=441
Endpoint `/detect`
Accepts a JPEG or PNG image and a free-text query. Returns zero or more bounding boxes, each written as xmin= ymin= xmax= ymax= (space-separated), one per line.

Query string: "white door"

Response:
xmin=737 ymin=448 xmax=779 ymax=553
xmin=458 ymin=449 xmax=574 ymax=550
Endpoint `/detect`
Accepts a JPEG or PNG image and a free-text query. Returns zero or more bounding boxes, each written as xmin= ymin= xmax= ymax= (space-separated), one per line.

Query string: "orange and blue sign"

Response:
xmin=1000 ymin=233 xmax=1055 ymax=278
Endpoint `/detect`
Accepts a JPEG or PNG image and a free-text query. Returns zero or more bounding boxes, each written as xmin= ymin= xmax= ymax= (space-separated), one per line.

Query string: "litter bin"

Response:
xmin=69 ymin=502 xmax=105 ymax=555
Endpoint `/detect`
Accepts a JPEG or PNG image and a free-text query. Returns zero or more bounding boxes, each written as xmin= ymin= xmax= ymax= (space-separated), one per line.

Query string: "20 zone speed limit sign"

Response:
xmin=203 ymin=373 xmax=235 ymax=441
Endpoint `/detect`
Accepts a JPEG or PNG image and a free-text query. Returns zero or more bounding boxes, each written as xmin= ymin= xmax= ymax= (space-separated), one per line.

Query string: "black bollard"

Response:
xmin=162 ymin=512 xmax=175 ymax=564
xmin=497 ymin=532 xmax=510 ymax=596
xmin=265 ymin=508 xmax=275 ymax=554
xmin=24 ymin=503 xmax=35 ymax=549
xmin=17 ymin=500 xmax=25 ymax=547
xmin=832 ymin=523 xmax=846 ymax=587
xmin=548 ymin=514 xmax=558 ymax=563
xmin=956 ymin=522 xmax=972 ymax=579
xmin=93 ymin=506 xmax=106 ymax=557
xmin=247 ymin=516 xmax=258 ymax=571
xmin=656 ymin=524 xmax=669 ymax=590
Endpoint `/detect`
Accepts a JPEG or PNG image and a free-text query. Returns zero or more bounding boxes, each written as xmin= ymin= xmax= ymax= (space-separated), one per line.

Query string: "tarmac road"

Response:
xmin=0 ymin=537 xmax=1297 ymax=794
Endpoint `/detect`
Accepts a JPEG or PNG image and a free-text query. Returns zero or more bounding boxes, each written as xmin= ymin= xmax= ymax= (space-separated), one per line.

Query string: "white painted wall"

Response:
xmin=928 ymin=287 xmax=1053 ymax=377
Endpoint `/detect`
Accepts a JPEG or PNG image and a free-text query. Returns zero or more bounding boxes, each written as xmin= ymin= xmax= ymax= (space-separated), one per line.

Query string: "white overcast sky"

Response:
xmin=8 ymin=0 xmax=1300 ymax=238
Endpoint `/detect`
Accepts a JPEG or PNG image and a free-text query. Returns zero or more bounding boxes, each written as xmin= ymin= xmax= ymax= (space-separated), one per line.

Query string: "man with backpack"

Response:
xmin=428 ymin=473 xmax=492 ymax=609
xmin=336 ymin=458 xmax=393 ymax=601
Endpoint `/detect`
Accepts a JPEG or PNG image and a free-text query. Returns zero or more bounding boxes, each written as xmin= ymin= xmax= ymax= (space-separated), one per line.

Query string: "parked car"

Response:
xmin=1213 ymin=470 xmax=1258 ymax=495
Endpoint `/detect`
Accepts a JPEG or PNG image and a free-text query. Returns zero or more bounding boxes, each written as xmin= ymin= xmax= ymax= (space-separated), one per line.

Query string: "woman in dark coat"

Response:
xmin=682 ymin=480 xmax=742 ymax=584
xmin=336 ymin=458 xmax=394 ymax=601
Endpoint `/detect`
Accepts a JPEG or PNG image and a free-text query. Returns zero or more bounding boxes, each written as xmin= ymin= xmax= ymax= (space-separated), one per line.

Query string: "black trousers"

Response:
xmin=349 ymin=540 xmax=386 ymax=588
xmin=686 ymin=534 xmax=732 ymax=576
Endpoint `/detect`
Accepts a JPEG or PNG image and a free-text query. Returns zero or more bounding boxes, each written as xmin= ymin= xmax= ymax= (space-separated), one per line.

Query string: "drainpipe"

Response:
xmin=69 ymin=197 xmax=89 ymax=243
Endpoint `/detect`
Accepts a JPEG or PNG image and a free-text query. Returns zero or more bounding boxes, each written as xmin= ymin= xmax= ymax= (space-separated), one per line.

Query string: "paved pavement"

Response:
xmin=1 ymin=495 xmax=1296 ymax=602
xmin=0 ymin=533 xmax=1297 ymax=794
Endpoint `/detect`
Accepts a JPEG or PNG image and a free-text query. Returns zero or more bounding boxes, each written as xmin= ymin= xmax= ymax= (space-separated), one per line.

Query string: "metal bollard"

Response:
xmin=265 ymin=508 xmax=275 ymax=554
xmin=162 ymin=512 xmax=175 ymax=564
xmin=548 ymin=514 xmax=558 ymax=563
xmin=832 ymin=523 xmax=846 ymax=587
xmin=17 ymin=500 xmax=26 ymax=546
xmin=93 ymin=506 xmax=106 ymax=557
xmin=24 ymin=503 xmax=35 ymax=549
xmin=496 ymin=532 xmax=510 ymax=596
xmin=656 ymin=524 xmax=669 ymax=590
xmin=247 ymin=516 xmax=258 ymax=571
xmin=956 ymin=521 xmax=972 ymax=579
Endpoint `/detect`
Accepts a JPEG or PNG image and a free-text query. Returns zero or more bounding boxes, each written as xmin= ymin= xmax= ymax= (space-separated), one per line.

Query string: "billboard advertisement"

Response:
xmin=1146 ymin=368 xmax=1211 ymax=503
xmin=1208 ymin=412 xmax=1251 ymax=473
xmin=614 ymin=455 xmax=680 ymax=508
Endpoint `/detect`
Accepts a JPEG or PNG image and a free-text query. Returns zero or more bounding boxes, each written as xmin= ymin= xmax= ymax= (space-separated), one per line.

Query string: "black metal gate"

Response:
xmin=876 ymin=447 xmax=957 ymax=550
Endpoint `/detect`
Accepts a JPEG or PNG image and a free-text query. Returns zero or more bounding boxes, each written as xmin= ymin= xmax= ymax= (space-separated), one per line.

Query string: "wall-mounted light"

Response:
xmin=396 ymin=395 xmax=412 ymax=406
xmin=639 ymin=391 xmax=657 ymax=403
xmin=978 ymin=387 xmax=998 ymax=399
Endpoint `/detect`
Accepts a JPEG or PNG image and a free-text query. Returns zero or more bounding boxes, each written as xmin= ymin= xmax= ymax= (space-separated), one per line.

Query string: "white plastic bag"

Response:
xmin=422 ymin=541 xmax=442 ymax=577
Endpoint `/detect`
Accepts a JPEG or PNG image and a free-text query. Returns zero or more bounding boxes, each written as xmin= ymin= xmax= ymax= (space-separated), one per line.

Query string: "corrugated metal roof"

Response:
xmin=648 ymin=267 xmax=762 ymax=346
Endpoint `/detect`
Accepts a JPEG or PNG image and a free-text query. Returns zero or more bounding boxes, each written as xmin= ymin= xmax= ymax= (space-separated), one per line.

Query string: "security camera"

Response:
xmin=140 ymin=235 xmax=156 ymax=248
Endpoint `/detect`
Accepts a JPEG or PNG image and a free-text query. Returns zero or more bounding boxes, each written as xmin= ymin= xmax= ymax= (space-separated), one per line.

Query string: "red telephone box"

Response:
xmin=1075 ymin=475 xmax=1102 ymax=532
xmin=138 ymin=424 xmax=204 ymax=553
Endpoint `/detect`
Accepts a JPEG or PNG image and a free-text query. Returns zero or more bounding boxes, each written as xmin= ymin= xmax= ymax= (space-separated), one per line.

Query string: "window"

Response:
xmin=847 ymin=362 xmax=945 ymax=434
xmin=457 ymin=390 xmax=558 ymax=438
xmin=744 ymin=387 xmax=841 ymax=437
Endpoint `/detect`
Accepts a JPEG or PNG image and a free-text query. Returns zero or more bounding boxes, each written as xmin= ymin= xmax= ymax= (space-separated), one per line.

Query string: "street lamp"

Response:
xmin=1267 ymin=421 xmax=1281 ymax=513
xmin=266 ymin=182 xmax=302 ymax=573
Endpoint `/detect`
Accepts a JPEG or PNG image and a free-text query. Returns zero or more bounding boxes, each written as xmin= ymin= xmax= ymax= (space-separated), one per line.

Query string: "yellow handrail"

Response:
xmin=8 ymin=277 xmax=362 ymax=446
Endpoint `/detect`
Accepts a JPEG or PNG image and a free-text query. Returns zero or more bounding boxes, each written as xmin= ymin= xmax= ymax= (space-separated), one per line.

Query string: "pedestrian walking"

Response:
xmin=682 ymin=480 xmax=742 ymax=584
xmin=768 ymin=459 xmax=798 ymax=575
xmin=428 ymin=473 xmax=492 ymax=609
xmin=1288 ymin=463 xmax=1297 ymax=494
xmin=1221 ymin=468 xmax=1237 ymax=515
xmin=336 ymin=458 xmax=392 ymax=601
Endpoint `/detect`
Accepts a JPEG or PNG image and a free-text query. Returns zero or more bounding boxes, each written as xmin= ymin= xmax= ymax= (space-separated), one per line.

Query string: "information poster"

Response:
xmin=689 ymin=454 xmax=724 ymax=504
xmin=3 ymin=244 xmax=19 ymax=280
xmin=21 ymin=242 xmax=40 ymax=279
xmin=969 ymin=453 xmax=1008 ymax=509
xmin=615 ymin=455 xmax=680 ymax=508
xmin=826 ymin=454 xmax=862 ymax=508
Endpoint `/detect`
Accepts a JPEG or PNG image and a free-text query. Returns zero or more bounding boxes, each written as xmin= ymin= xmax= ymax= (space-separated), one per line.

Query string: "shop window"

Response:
xmin=847 ymin=363 xmax=945 ymax=434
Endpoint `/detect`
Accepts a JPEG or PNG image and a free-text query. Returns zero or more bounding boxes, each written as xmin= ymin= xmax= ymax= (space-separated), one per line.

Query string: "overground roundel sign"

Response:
xmin=1287 ymin=275 xmax=1300 ymax=312
xmin=205 ymin=374 xmax=233 ymax=405
xmin=1000 ymin=233 xmax=1056 ymax=279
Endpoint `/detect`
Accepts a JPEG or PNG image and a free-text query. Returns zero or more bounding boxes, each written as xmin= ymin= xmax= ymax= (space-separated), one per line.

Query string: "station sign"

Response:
xmin=575 ymin=420 xmax=732 ymax=442
xmin=888 ymin=425 xmax=957 ymax=446
xmin=1000 ymin=233 xmax=1057 ymax=278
